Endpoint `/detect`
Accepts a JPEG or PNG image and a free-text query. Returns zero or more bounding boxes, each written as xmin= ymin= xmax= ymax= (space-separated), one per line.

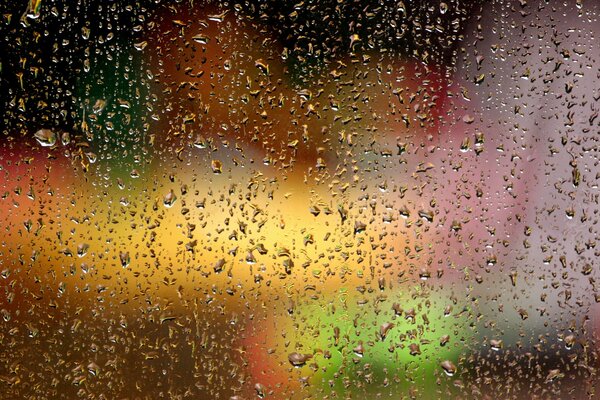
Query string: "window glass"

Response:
xmin=1 ymin=1 xmax=599 ymax=398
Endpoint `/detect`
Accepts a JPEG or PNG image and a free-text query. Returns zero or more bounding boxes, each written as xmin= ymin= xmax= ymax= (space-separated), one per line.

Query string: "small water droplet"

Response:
xmin=288 ymin=352 xmax=312 ymax=367
xmin=134 ymin=41 xmax=148 ymax=51
xmin=119 ymin=251 xmax=130 ymax=268
xmin=34 ymin=129 xmax=57 ymax=147
xmin=441 ymin=360 xmax=457 ymax=376
xmin=163 ymin=190 xmax=177 ymax=208
xmin=192 ymin=34 xmax=209 ymax=44
xmin=211 ymin=160 xmax=223 ymax=174
xmin=490 ymin=339 xmax=503 ymax=351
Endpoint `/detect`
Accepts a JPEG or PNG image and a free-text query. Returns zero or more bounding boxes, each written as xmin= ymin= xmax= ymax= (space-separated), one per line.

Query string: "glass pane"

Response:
xmin=1 ymin=1 xmax=599 ymax=398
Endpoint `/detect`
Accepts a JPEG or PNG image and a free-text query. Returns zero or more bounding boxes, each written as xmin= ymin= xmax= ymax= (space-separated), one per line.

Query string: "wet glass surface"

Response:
xmin=1 ymin=1 xmax=600 ymax=398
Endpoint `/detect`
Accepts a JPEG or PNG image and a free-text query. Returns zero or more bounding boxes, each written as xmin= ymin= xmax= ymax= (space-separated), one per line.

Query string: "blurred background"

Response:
xmin=1 ymin=0 xmax=600 ymax=398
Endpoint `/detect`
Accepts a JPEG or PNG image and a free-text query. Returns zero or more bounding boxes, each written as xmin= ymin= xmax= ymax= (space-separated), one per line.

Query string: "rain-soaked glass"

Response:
xmin=1 ymin=0 xmax=600 ymax=398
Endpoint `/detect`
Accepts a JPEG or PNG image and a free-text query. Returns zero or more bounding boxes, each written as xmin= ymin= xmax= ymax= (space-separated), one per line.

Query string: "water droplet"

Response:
xmin=214 ymin=259 xmax=226 ymax=273
xmin=288 ymin=352 xmax=312 ymax=367
xmin=441 ymin=360 xmax=457 ymax=376
xmin=77 ymin=243 xmax=89 ymax=258
xmin=379 ymin=322 xmax=394 ymax=340
xmin=490 ymin=339 xmax=503 ymax=351
xmin=34 ymin=129 xmax=56 ymax=147
xmin=163 ymin=190 xmax=177 ymax=208
xmin=255 ymin=59 xmax=269 ymax=75
xmin=353 ymin=343 xmax=365 ymax=357
xmin=119 ymin=251 xmax=130 ymax=268
xmin=254 ymin=383 xmax=266 ymax=398
xmin=564 ymin=334 xmax=575 ymax=350
xmin=208 ymin=10 xmax=228 ymax=22
xmin=211 ymin=160 xmax=222 ymax=174
xmin=408 ymin=343 xmax=421 ymax=356
xmin=87 ymin=362 xmax=100 ymax=376
xmin=192 ymin=34 xmax=209 ymax=44
xmin=92 ymin=99 xmax=106 ymax=114
xmin=134 ymin=41 xmax=148 ymax=51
